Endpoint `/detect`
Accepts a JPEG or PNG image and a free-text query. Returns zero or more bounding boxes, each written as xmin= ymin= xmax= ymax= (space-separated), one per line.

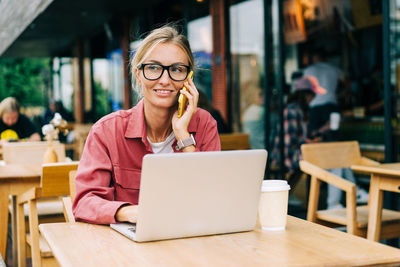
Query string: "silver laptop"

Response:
xmin=110 ymin=149 xmax=267 ymax=242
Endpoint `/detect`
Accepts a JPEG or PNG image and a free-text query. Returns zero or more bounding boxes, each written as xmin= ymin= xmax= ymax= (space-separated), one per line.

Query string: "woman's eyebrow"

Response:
xmin=144 ymin=60 xmax=187 ymax=65
xmin=145 ymin=60 xmax=161 ymax=64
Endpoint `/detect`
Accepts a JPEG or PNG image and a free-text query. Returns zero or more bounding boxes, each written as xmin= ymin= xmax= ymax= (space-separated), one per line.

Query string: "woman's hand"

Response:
xmin=115 ymin=205 xmax=139 ymax=224
xmin=172 ymin=77 xmax=199 ymax=141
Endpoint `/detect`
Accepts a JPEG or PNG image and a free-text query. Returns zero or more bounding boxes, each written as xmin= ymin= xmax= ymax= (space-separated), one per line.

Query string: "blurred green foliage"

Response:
xmin=0 ymin=58 xmax=50 ymax=106
xmin=93 ymin=80 xmax=111 ymax=121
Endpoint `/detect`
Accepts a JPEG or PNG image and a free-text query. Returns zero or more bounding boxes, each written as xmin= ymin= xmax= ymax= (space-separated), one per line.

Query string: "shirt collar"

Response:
xmin=124 ymin=99 xmax=146 ymax=139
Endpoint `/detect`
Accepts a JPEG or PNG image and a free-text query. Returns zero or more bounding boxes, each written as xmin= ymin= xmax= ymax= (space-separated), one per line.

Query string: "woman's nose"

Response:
xmin=158 ymin=69 xmax=171 ymax=84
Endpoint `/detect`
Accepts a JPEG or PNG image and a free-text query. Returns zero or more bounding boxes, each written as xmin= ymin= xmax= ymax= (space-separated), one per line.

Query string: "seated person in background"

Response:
xmin=0 ymin=97 xmax=41 ymax=144
xmin=42 ymin=100 xmax=74 ymax=143
xmin=43 ymin=100 xmax=74 ymax=124
xmin=43 ymin=99 xmax=58 ymax=125
xmin=73 ymin=25 xmax=221 ymax=225
xmin=198 ymin=90 xmax=228 ymax=133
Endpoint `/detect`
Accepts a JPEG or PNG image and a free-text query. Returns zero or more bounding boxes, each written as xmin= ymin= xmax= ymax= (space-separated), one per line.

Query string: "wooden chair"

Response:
xmin=2 ymin=141 xmax=66 ymax=164
xmin=16 ymin=161 xmax=79 ymax=267
xmin=62 ymin=170 xmax=77 ymax=223
xmin=72 ymin=124 xmax=92 ymax=160
xmin=300 ymin=141 xmax=400 ymax=238
xmin=219 ymin=133 xmax=250 ymax=150
xmin=4 ymin=141 xmax=68 ymax=219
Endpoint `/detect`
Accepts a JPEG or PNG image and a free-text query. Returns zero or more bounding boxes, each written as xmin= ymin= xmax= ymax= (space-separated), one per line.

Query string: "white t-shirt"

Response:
xmin=147 ymin=132 xmax=175 ymax=154
xmin=303 ymin=62 xmax=344 ymax=107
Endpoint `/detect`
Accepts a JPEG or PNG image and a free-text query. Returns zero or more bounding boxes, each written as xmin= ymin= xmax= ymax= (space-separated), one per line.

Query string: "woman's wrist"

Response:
xmin=174 ymin=130 xmax=190 ymax=141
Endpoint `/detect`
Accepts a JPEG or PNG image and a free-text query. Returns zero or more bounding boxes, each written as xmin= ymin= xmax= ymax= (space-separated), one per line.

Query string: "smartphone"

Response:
xmin=177 ymin=70 xmax=194 ymax=118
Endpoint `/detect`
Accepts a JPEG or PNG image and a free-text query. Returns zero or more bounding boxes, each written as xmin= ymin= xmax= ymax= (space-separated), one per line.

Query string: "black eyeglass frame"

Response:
xmin=138 ymin=63 xmax=191 ymax=81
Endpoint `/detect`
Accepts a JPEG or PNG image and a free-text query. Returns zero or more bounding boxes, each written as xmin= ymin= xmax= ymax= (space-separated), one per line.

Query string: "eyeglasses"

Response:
xmin=139 ymin=63 xmax=191 ymax=81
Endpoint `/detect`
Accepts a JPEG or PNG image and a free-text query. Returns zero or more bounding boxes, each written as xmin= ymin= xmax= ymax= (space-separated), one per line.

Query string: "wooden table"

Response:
xmin=39 ymin=216 xmax=400 ymax=267
xmin=0 ymin=164 xmax=41 ymax=262
xmin=352 ymin=163 xmax=400 ymax=241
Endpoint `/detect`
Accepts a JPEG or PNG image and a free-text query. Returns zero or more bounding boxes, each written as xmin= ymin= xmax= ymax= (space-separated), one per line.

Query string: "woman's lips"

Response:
xmin=153 ymin=89 xmax=174 ymax=96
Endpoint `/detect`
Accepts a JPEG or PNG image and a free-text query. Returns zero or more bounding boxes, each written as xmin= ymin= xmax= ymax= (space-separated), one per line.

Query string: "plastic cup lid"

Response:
xmin=261 ymin=179 xmax=290 ymax=192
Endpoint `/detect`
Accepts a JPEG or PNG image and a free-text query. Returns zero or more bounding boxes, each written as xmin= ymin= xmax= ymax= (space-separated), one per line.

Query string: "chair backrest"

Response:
xmin=219 ymin=133 xmax=250 ymax=150
xmin=301 ymin=141 xmax=362 ymax=169
xmin=63 ymin=170 xmax=78 ymax=222
xmin=69 ymin=170 xmax=77 ymax=200
xmin=2 ymin=141 xmax=66 ymax=164
xmin=40 ymin=161 xmax=79 ymax=198
xmin=73 ymin=123 xmax=93 ymax=160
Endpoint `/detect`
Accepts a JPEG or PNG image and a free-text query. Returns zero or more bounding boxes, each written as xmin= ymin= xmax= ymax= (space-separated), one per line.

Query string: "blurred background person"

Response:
xmin=242 ymin=88 xmax=265 ymax=149
xmin=0 ymin=97 xmax=41 ymax=143
xmin=43 ymin=99 xmax=74 ymax=125
xmin=270 ymin=76 xmax=326 ymax=192
xmin=198 ymin=90 xmax=228 ymax=134
xmin=303 ymin=50 xmax=368 ymax=209
xmin=303 ymin=49 xmax=345 ymax=142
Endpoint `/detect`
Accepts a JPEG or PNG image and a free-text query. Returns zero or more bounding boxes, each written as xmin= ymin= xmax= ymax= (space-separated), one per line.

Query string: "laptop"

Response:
xmin=110 ymin=149 xmax=267 ymax=242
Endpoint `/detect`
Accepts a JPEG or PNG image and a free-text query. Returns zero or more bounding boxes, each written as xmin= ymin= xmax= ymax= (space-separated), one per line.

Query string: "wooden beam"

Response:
xmin=210 ymin=0 xmax=228 ymax=121
xmin=122 ymin=17 xmax=132 ymax=110
xmin=74 ymin=39 xmax=85 ymax=123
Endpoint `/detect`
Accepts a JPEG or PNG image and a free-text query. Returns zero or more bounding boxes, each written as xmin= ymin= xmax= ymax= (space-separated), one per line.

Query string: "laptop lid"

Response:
xmin=134 ymin=149 xmax=267 ymax=242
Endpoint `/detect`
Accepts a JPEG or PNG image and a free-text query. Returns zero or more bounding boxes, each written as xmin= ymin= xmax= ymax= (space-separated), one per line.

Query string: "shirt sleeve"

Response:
xmin=195 ymin=112 xmax=221 ymax=152
xmin=72 ymin=124 xmax=130 ymax=224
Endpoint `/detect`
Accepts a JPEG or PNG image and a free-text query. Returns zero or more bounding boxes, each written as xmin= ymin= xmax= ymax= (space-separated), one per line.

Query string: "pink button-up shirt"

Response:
xmin=73 ymin=100 xmax=221 ymax=224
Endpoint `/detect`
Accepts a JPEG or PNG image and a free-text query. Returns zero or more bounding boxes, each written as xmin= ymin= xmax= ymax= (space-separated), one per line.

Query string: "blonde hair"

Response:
xmin=131 ymin=25 xmax=194 ymax=95
xmin=0 ymin=97 xmax=20 ymax=117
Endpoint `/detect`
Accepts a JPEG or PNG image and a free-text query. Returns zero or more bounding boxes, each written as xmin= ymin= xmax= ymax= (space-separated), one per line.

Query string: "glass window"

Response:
xmin=230 ymin=0 xmax=265 ymax=148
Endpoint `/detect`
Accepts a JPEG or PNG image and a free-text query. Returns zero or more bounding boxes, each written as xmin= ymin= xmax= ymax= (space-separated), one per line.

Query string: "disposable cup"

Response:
xmin=258 ymin=180 xmax=290 ymax=231
xmin=330 ymin=112 xmax=341 ymax=130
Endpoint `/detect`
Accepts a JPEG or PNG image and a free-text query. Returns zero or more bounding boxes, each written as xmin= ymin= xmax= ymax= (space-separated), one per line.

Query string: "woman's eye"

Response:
xmin=171 ymin=66 xmax=184 ymax=73
xmin=147 ymin=65 xmax=161 ymax=71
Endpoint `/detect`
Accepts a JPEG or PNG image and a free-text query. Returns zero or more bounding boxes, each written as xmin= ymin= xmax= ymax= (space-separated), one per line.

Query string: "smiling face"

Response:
xmin=2 ymin=111 xmax=19 ymax=126
xmin=136 ymin=42 xmax=189 ymax=110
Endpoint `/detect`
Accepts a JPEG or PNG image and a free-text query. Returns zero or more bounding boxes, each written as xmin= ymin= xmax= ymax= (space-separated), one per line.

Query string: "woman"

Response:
xmin=73 ymin=25 xmax=221 ymax=224
xmin=0 ymin=97 xmax=41 ymax=143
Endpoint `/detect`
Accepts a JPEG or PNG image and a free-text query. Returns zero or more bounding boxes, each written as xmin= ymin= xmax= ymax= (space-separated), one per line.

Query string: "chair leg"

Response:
xmin=28 ymin=200 xmax=41 ymax=267
xmin=307 ymin=176 xmax=321 ymax=222
xmin=345 ymin=185 xmax=357 ymax=235
xmin=16 ymin=200 xmax=26 ymax=267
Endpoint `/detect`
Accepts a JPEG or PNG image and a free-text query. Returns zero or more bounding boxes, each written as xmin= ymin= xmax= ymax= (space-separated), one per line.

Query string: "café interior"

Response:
xmin=1 ymin=0 xmax=400 ymax=266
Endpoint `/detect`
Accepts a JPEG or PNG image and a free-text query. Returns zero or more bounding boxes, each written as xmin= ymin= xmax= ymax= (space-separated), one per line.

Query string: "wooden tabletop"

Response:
xmin=0 ymin=163 xmax=42 ymax=178
xmin=39 ymin=216 xmax=400 ymax=267
xmin=352 ymin=163 xmax=400 ymax=176
xmin=351 ymin=162 xmax=400 ymax=241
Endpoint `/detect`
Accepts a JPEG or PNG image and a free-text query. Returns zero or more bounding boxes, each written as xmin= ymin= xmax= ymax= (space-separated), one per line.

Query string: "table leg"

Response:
xmin=367 ymin=175 xmax=383 ymax=241
xmin=11 ymin=196 xmax=18 ymax=267
xmin=0 ymin=186 xmax=8 ymax=260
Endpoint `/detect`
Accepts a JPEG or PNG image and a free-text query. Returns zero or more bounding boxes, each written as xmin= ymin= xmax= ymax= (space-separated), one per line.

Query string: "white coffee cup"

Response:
xmin=330 ymin=112 xmax=341 ymax=130
xmin=258 ymin=180 xmax=290 ymax=231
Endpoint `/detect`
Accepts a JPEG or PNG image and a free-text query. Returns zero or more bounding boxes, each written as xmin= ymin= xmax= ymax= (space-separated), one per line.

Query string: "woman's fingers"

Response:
xmin=182 ymin=78 xmax=198 ymax=112
xmin=115 ymin=205 xmax=138 ymax=223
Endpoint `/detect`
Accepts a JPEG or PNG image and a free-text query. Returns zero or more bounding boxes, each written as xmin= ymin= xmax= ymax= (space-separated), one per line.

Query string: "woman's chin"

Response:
xmin=146 ymin=98 xmax=177 ymax=110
